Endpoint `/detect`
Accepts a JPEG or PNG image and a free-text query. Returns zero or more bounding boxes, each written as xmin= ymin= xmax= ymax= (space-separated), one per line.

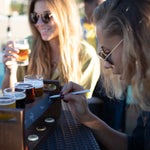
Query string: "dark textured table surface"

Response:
xmin=39 ymin=102 xmax=101 ymax=150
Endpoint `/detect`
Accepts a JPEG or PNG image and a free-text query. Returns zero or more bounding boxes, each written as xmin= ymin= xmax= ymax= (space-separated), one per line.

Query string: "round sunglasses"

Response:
xmin=30 ymin=11 xmax=53 ymax=24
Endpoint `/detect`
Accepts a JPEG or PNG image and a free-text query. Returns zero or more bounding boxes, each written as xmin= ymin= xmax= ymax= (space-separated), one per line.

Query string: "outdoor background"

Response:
xmin=0 ymin=0 xmax=84 ymax=89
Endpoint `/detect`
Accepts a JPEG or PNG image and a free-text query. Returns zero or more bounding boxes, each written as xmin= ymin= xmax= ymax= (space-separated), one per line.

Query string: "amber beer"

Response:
xmin=15 ymin=83 xmax=35 ymax=104
xmin=0 ymin=95 xmax=16 ymax=120
xmin=14 ymin=39 xmax=29 ymax=66
xmin=17 ymin=48 xmax=29 ymax=65
xmin=24 ymin=75 xmax=44 ymax=97
xmin=32 ymin=80 xmax=44 ymax=97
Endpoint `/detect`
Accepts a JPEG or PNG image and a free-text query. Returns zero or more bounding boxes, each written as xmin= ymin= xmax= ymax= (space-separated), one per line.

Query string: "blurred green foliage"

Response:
xmin=11 ymin=3 xmax=28 ymax=15
xmin=76 ymin=0 xmax=83 ymax=3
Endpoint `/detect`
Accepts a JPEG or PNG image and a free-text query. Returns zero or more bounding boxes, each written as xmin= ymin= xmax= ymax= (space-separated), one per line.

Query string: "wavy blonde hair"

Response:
xmin=28 ymin=0 xmax=82 ymax=83
xmin=94 ymin=0 xmax=150 ymax=110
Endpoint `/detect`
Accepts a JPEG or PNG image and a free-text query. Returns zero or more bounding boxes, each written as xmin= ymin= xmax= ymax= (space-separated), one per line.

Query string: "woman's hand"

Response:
xmin=2 ymin=41 xmax=19 ymax=72
xmin=2 ymin=41 xmax=19 ymax=90
xmin=61 ymin=81 xmax=91 ymax=124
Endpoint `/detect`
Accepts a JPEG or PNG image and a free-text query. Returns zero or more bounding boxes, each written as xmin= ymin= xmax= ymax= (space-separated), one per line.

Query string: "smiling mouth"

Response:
xmin=41 ymin=29 xmax=49 ymax=32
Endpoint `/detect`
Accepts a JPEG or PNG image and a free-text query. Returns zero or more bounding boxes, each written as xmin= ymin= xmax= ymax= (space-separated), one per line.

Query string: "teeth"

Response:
xmin=42 ymin=29 xmax=47 ymax=31
xmin=39 ymin=28 xmax=48 ymax=31
xmin=38 ymin=28 xmax=49 ymax=34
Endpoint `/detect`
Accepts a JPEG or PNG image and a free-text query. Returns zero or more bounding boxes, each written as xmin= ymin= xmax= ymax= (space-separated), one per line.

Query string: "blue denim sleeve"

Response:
xmin=127 ymin=111 xmax=150 ymax=150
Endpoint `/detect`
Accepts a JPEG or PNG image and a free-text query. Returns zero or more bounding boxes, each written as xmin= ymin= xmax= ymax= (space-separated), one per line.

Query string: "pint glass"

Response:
xmin=14 ymin=39 xmax=29 ymax=66
xmin=3 ymin=87 xmax=26 ymax=108
xmin=15 ymin=82 xmax=35 ymax=104
xmin=24 ymin=75 xmax=44 ymax=97
xmin=0 ymin=93 xmax=16 ymax=120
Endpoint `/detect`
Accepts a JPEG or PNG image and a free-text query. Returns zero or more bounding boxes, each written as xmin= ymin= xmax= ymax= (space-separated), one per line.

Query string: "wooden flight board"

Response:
xmin=0 ymin=80 xmax=61 ymax=150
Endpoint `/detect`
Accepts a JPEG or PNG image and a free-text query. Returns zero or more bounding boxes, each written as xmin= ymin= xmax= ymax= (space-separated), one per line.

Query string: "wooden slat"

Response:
xmin=0 ymin=108 xmax=25 ymax=150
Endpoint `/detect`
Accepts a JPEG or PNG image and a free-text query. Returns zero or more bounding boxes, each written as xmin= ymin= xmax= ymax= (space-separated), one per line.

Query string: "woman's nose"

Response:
xmin=103 ymin=61 xmax=113 ymax=69
xmin=36 ymin=16 xmax=43 ymax=25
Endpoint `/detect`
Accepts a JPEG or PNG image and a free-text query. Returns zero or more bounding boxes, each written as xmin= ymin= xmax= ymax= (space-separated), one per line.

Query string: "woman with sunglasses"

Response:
xmin=60 ymin=0 xmax=150 ymax=150
xmin=2 ymin=0 xmax=100 ymax=98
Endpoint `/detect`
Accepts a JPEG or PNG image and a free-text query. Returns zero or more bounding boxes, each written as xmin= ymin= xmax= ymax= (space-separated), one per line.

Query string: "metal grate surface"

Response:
xmin=39 ymin=102 xmax=100 ymax=150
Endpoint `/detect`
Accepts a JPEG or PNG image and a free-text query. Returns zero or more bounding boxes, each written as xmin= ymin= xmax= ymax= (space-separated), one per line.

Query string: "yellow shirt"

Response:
xmin=83 ymin=23 xmax=97 ymax=50
xmin=50 ymin=40 xmax=100 ymax=98
xmin=17 ymin=39 xmax=100 ymax=98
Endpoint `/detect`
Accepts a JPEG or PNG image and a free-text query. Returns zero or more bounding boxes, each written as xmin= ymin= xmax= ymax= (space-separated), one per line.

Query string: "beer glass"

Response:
xmin=14 ymin=39 xmax=29 ymax=66
xmin=15 ymin=82 xmax=35 ymax=104
xmin=24 ymin=75 xmax=44 ymax=97
xmin=0 ymin=93 xmax=16 ymax=120
xmin=3 ymin=87 xmax=26 ymax=108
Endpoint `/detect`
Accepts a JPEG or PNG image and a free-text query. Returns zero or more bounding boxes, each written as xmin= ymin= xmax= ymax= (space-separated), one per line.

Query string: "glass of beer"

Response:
xmin=0 ymin=93 xmax=16 ymax=120
xmin=14 ymin=39 xmax=29 ymax=66
xmin=3 ymin=87 xmax=26 ymax=109
xmin=24 ymin=75 xmax=44 ymax=97
xmin=15 ymin=82 xmax=35 ymax=104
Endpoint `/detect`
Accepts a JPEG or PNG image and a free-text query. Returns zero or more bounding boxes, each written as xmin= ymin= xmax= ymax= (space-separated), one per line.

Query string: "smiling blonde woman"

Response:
xmin=2 ymin=0 xmax=100 ymax=98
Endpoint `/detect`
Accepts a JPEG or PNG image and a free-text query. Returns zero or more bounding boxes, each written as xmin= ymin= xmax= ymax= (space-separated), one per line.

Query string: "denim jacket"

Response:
xmin=128 ymin=111 xmax=150 ymax=150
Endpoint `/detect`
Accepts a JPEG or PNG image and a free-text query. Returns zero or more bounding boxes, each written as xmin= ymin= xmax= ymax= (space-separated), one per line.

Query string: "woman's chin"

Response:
xmin=41 ymin=37 xmax=48 ymax=41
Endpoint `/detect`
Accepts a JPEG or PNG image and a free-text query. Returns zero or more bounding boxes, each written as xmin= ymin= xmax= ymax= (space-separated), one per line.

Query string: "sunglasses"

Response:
xmin=98 ymin=39 xmax=123 ymax=65
xmin=30 ymin=11 xmax=53 ymax=24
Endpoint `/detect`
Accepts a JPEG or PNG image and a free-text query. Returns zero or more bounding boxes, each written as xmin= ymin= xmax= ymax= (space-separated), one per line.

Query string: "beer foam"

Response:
xmin=15 ymin=43 xmax=29 ymax=49
xmin=15 ymin=93 xmax=26 ymax=100
xmin=27 ymin=80 xmax=43 ymax=88
xmin=4 ymin=92 xmax=26 ymax=100
xmin=0 ymin=99 xmax=15 ymax=105
xmin=15 ymin=83 xmax=34 ymax=89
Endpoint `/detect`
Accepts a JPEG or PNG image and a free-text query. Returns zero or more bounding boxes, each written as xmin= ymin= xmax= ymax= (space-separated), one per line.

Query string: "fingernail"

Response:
xmin=60 ymin=94 xmax=64 ymax=99
xmin=63 ymin=100 xmax=68 ymax=103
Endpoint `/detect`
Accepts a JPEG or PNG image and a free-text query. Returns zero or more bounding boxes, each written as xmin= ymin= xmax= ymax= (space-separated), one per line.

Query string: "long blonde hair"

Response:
xmin=28 ymin=0 xmax=82 ymax=83
xmin=94 ymin=0 xmax=150 ymax=110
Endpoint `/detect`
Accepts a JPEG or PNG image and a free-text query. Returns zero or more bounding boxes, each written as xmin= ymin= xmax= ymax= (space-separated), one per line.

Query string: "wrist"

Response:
xmin=82 ymin=111 xmax=104 ymax=131
xmin=6 ymin=67 xmax=12 ymax=75
xmin=5 ymin=67 xmax=16 ymax=75
xmin=81 ymin=111 xmax=97 ymax=127
xmin=5 ymin=67 xmax=17 ymax=84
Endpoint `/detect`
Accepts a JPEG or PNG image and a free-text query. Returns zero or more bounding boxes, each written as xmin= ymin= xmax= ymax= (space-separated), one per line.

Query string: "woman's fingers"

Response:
xmin=3 ymin=41 xmax=19 ymax=62
xmin=2 ymin=42 xmax=19 ymax=70
xmin=5 ymin=44 xmax=19 ymax=54
xmin=61 ymin=81 xmax=85 ymax=103
xmin=7 ymin=41 xmax=14 ymax=47
xmin=62 ymin=81 xmax=84 ymax=95
xmin=3 ymin=50 xmax=19 ymax=58
xmin=2 ymin=50 xmax=18 ymax=65
xmin=5 ymin=40 xmax=19 ymax=54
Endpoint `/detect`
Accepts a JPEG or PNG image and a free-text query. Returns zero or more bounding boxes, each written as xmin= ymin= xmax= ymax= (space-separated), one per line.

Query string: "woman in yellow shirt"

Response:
xmin=2 ymin=0 xmax=100 ymax=98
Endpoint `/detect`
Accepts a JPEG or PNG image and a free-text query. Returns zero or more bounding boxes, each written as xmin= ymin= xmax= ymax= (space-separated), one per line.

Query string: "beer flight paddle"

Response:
xmin=49 ymin=90 xmax=90 ymax=99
